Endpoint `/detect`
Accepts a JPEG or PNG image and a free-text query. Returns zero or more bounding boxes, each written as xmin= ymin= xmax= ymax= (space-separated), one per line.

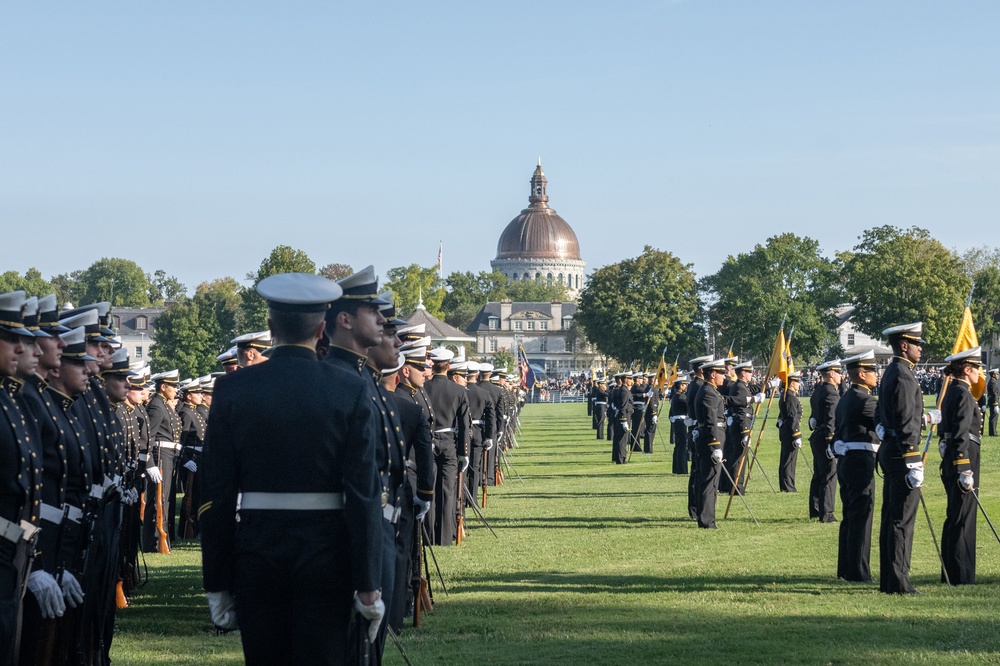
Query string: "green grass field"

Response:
xmin=111 ymin=402 xmax=1000 ymax=665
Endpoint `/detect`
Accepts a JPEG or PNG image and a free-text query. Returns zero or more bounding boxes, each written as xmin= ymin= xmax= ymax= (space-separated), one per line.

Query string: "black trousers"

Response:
xmin=879 ymin=466 xmax=920 ymax=594
xmin=695 ymin=445 xmax=722 ymax=529
xmin=611 ymin=419 xmax=630 ymax=464
xmin=778 ymin=432 xmax=798 ymax=493
xmin=388 ymin=499 xmax=415 ymax=632
xmin=234 ymin=512 xmax=354 ymax=666
xmin=837 ymin=451 xmax=876 ymax=581
xmin=642 ymin=414 xmax=657 ymax=453
xmin=672 ymin=422 xmax=689 ymax=475
xmin=594 ymin=405 xmax=607 ymax=439
xmin=940 ymin=446 xmax=980 ymax=585
xmin=989 ymin=405 xmax=998 ymax=437
xmin=687 ymin=430 xmax=699 ymax=518
xmin=630 ymin=411 xmax=645 ymax=450
xmin=809 ymin=436 xmax=838 ymax=521
xmin=431 ymin=438 xmax=458 ymax=546
xmin=142 ymin=447 xmax=178 ymax=552
xmin=1 ymin=539 xmax=26 ymax=666
xmin=468 ymin=430 xmax=484 ymax=501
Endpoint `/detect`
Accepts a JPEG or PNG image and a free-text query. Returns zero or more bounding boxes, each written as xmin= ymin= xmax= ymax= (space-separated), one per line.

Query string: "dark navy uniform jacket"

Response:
xmin=877 ymin=358 xmax=925 ymax=473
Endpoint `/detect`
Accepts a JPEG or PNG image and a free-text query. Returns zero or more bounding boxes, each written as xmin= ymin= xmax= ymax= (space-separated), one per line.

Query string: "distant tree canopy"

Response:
xmin=320 ymin=263 xmax=354 ymax=281
xmin=440 ymin=270 xmax=510 ymax=330
xmin=702 ymin=233 xmax=843 ymax=364
xmin=384 ymin=264 xmax=445 ymax=317
xmin=576 ymin=246 xmax=702 ymax=367
xmin=238 ymin=245 xmax=317 ymax=331
xmin=62 ymin=258 xmax=153 ymax=307
xmin=0 ymin=268 xmax=53 ymax=296
xmin=842 ymin=226 xmax=970 ymax=358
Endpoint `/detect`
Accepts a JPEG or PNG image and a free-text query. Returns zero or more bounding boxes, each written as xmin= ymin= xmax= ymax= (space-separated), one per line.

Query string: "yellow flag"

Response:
xmin=952 ymin=306 xmax=986 ymax=399
xmin=667 ymin=355 xmax=679 ymax=386
xmin=785 ymin=337 xmax=795 ymax=377
xmin=655 ymin=354 xmax=668 ymax=392
xmin=768 ymin=328 xmax=788 ymax=381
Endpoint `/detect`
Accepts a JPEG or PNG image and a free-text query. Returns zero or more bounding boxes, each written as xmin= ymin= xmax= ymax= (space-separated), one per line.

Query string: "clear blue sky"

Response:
xmin=3 ymin=1 xmax=998 ymax=292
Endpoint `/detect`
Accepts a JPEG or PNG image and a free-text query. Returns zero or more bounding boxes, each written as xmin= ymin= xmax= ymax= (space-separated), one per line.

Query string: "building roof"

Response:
xmin=401 ymin=302 xmax=475 ymax=343
xmin=111 ymin=306 xmax=168 ymax=337
xmin=467 ymin=301 xmax=578 ymax=332
xmin=495 ymin=164 xmax=581 ymax=262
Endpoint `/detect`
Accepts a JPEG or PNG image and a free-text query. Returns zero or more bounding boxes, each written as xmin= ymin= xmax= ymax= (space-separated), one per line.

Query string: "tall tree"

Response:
xmin=195 ymin=277 xmax=243 ymax=355
xmin=441 ymin=270 xmax=509 ymax=330
xmin=75 ymin=258 xmax=152 ymax=306
xmin=384 ymin=264 xmax=445 ymax=317
xmin=702 ymin=233 xmax=842 ymax=363
xmin=971 ymin=266 xmax=1000 ymax=351
xmin=506 ymin=280 xmax=569 ymax=303
xmin=147 ymin=269 xmax=187 ymax=305
xmin=51 ymin=270 xmax=84 ymax=305
xmin=576 ymin=246 xmax=702 ymax=367
xmin=239 ymin=245 xmax=317 ymax=331
xmin=320 ymin=263 xmax=354 ymax=281
xmin=149 ymin=297 xmax=220 ymax=379
xmin=0 ymin=268 xmax=53 ymax=296
xmin=842 ymin=225 xmax=970 ymax=358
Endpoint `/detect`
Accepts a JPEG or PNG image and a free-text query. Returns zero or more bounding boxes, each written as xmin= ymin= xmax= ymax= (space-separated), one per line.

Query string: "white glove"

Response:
xmin=742 ymin=434 xmax=751 ymax=447
xmin=924 ymin=409 xmax=942 ymax=426
xmin=958 ymin=470 xmax=975 ymax=492
xmin=121 ymin=489 xmax=135 ymax=506
xmin=776 ymin=419 xmax=784 ymax=428
xmin=413 ymin=496 xmax=430 ymax=521
xmin=146 ymin=465 xmax=163 ymax=484
xmin=906 ymin=467 xmax=924 ymax=489
xmin=753 ymin=392 xmax=765 ymax=404
xmin=652 ymin=415 xmax=658 ymax=424
xmin=834 ymin=440 xmax=847 ymax=456
xmin=623 ymin=422 xmax=630 ymax=432
xmin=793 ymin=437 xmax=802 ymax=449
xmin=993 ymin=406 xmax=999 ymax=416
xmin=206 ymin=591 xmax=238 ymax=630
xmin=691 ymin=429 xmax=700 ymax=441
xmin=726 ymin=416 xmax=734 ymax=427
xmin=769 ymin=377 xmax=781 ymax=389
xmin=28 ymin=571 xmax=66 ymax=619
xmin=61 ymin=570 xmax=85 ymax=608
xmin=875 ymin=424 xmax=886 ymax=440
xmin=459 ymin=456 xmax=469 ymax=473
xmin=825 ymin=444 xmax=835 ymax=460
xmin=183 ymin=460 xmax=198 ymax=473
xmin=808 ymin=417 xmax=817 ymax=430
xmin=939 ymin=440 xmax=947 ymax=458
xmin=710 ymin=449 xmax=723 ymax=465
xmin=354 ymin=591 xmax=385 ymax=643
xmin=684 ymin=417 xmax=696 ymax=427
xmin=484 ymin=438 xmax=494 ymax=451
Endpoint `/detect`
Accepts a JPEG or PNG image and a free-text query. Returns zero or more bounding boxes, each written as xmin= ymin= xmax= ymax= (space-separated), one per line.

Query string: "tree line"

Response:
xmin=576 ymin=226 xmax=1000 ymax=369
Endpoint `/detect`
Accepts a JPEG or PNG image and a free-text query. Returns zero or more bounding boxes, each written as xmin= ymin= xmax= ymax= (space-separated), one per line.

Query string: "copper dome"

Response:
xmin=495 ymin=165 xmax=582 ymax=261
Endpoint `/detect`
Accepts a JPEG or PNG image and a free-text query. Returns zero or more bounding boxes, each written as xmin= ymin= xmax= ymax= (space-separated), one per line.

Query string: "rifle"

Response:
xmin=481 ymin=440 xmax=489 ymax=509
xmin=155 ymin=480 xmax=170 ymax=554
xmin=412 ymin=520 xmax=432 ymax=628
xmin=456 ymin=468 xmax=465 ymax=546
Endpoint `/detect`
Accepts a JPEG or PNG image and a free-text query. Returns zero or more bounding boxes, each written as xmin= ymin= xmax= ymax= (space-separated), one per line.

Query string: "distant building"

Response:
xmin=467 ymin=300 xmax=599 ymax=378
xmin=402 ymin=296 xmax=475 ymax=351
xmin=490 ymin=162 xmax=587 ymax=298
xmin=111 ymin=306 xmax=169 ymax=364
xmin=834 ymin=306 xmax=891 ymax=359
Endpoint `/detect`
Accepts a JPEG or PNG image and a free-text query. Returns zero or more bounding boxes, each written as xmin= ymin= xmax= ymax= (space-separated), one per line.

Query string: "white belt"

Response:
xmin=239 ymin=492 xmax=345 ymax=511
xmin=138 ymin=453 xmax=149 ymax=462
xmin=40 ymin=503 xmax=66 ymax=525
xmin=635 ymin=402 xmax=646 ymax=408
xmin=0 ymin=516 xmax=38 ymax=545
xmin=155 ymin=441 xmax=182 ymax=451
xmin=190 ymin=446 xmax=203 ymax=453
xmin=90 ymin=484 xmax=104 ymax=499
xmin=382 ymin=502 xmax=400 ymax=524
xmin=594 ymin=401 xmax=607 ymax=405
xmin=842 ymin=441 xmax=880 ymax=453
xmin=471 ymin=420 xmax=483 ymax=425
xmin=434 ymin=428 xmax=456 ymax=434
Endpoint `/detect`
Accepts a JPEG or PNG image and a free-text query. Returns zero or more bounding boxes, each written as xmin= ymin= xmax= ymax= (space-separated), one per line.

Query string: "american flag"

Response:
xmin=518 ymin=343 xmax=535 ymax=390
xmin=437 ymin=241 xmax=443 ymax=278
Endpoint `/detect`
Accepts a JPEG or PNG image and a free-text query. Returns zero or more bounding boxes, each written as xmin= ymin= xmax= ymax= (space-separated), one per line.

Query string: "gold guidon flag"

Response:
xmin=768 ymin=326 xmax=788 ymax=382
xmin=952 ymin=297 xmax=986 ymax=400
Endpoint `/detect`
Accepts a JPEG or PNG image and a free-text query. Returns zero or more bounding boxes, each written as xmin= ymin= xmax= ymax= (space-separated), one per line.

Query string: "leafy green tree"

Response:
xmin=320 ymin=263 xmax=354 ymax=281
xmin=75 ymin=258 xmax=152 ymax=306
xmin=149 ymin=298 xmax=220 ymax=379
xmin=506 ymin=279 xmax=569 ymax=303
xmin=239 ymin=245 xmax=317 ymax=331
xmin=959 ymin=246 xmax=1000 ymax=277
xmin=441 ymin=270 xmax=509 ymax=330
xmin=576 ymin=246 xmax=702 ymax=367
xmin=195 ymin=277 xmax=242 ymax=355
xmin=702 ymin=233 xmax=842 ymax=364
xmin=490 ymin=346 xmax=515 ymax=372
xmin=147 ymin=269 xmax=187 ymax=304
xmin=51 ymin=271 xmax=84 ymax=305
xmin=971 ymin=266 xmax=1000 ymax=351
xmin=0 ymin=268 xmax=53 ymax=296
xmin=384 ymin=264 xmax=445 ymax=317
xmin=842 ymin=226 xmax=970 ymax=358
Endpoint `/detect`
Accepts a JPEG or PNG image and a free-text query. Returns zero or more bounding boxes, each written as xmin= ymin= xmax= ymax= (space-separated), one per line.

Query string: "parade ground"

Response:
xmin=111 ymin=402 xmax=1000 ymax=665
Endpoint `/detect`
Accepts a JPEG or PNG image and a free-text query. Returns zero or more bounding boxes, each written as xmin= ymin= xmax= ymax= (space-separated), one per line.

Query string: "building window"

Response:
xmin=847 ymin=333 xmax=855 ymax=346
xmin=489 ymin=338 xmax=498 ymax=353
xmin=524 ymin=273 xmax=529 ymax=281
xmin=539 ymin=338 xmax=547 ymax=352
xmin=113 ymin=315 xmax=122 ymax=330
xmin=539 ymin=321 xmax=548 ymax=331
xmin=512 ymin=274 xmax=519 ymax=282
xmin=135 ymin=346 xmax=143 ymax=359
xmin=514 ymin=321 xmax=523 ymax=331
xmin=135 ymin=316 xmax=148 ymax=331
xmin=547 ymin=273 xmax=553 ymax=286
xmin=558 ymin=273 xmax=563 ymax=285
xmin=488 ymin=316 xmax=499 ymax=330
xmin=526 ymin=321 xmax=535 ymax=331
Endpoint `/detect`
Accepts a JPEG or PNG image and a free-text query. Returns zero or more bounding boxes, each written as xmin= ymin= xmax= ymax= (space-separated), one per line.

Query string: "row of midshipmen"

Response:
xmin=580 ymin=323 xmax=997 ymax=594
xmin=197 ymin=267 xmax=522 ymax=665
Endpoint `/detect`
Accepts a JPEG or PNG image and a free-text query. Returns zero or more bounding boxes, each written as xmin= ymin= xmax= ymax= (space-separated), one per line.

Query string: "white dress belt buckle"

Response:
xmin=239 ymin=492 xmax=345 ymax=511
